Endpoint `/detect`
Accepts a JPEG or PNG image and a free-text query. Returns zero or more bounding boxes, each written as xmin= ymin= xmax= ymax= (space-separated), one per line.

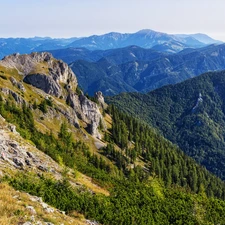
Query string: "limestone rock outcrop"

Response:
xmin=0 ymin=52 xmax=104 ymax=138
xmin=67 ymin=93 xmax=103 ymax=138
xmin=24 ymin=73 xmax=62 ymax=97
xmin=95 ymin=91 xmax=107 ymax=109
xmin=0 ymin=52 xmax=77 ymax=98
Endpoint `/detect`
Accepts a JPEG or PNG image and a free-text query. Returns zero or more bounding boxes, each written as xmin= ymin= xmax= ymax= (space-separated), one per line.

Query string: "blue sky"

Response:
xmin=1 ymin=0 xmax=225 ymax=41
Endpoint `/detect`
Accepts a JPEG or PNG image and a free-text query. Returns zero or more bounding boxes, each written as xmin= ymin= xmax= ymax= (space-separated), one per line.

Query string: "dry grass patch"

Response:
xmin=104 ymin=113 xmax=112 ymax=129
xmin=0 ymin=182 xmax=87 ymax=225
xmin=76 ymin=172 xmax=110 ymax=196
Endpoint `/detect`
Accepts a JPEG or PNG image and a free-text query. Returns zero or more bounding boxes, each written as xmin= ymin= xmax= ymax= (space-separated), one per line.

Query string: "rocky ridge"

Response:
xmin=0 ymin=52 xmax=77 ymax=97
xmin=0 ymin=52 xmax=104 ymax=138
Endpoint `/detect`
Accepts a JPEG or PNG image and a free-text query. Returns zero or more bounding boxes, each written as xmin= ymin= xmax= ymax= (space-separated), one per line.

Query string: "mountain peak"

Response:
xmin=0 ymin=52 xmax=78 ymax=97
xmin=136 ymin=29 xmax=158 ymax=34
xmin=2 ymin=51 xmax=53 ymax=64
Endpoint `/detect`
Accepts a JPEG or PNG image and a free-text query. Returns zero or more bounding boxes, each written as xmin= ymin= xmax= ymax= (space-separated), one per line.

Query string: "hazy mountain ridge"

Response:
xmin=49 ymin=45 xmax=167 ymax=65
xmin=0 ymin=29 xmax=221 ymax=61
xmin=69 ymin=43 xmax=225 ymax=96
xmin=68 ymin=29 xmax=219 ymax=52
xmin=177 ymin=33 xmax=221 ymax=44
xmin=0 ymin=37 xmax=79 ymax=59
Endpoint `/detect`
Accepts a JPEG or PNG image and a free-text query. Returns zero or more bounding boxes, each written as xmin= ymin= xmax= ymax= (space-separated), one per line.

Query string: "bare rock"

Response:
xmin=10 ymin=77 xmax=17 ymax=86
xmin=95 ymin=91 xmax=107 ymax=109
xmin=30 ymin=196 xmax=43 ymax=203
xmin=8 ymin=148 xmax=18 ymax=155
xmin=57 ymin=209 xmax=66 ymax=215
xmin=18 ymin=82 xmax=26 ymax=91
xmin=44 ymin=207 xmax=55 ymax=213
xmin=41 ymin=202 xmax=54 ymax=214
xmin=8 ymin=142 xmax=18 ymax=148
xmin=26 ymin=151 xmax=33 ymax=158
xmin=1 ymin=52 xmax=77 ymax=98
xmin=56 ymin=106 xmax=80 ymax=128
xmin=38 ymin=165 xmax=48 ymax=172
xmin=25 ymin=159 xmax=31 ymax=166
xmin=36 ymin=222 xmax=43 ymax=225
xmin=67 ymin=93 xmax=103 ymax=138
xmin=8 ymin=124 xmax=17 ymax=133
xmin=86 ymin=220 xmax=99 ymax=225
xmin=22 ymin=222 xmax=33 ymax=225
xmin=13 ymin=158 xmax=24 ymax=167
xmin=1 ymin=88 xmax=26 ymax=105
xmin=24 ymin=73 xmax=62 ymax=97
xmin=41 ymin=202 xmax=48 ymax=209
xmin=10 ymin=77 xmax=26 ymax=92
xmin=26 ymin=205 xmax=36 ymax=215
xmin=30 ymin=215 xmax=35 ymax=222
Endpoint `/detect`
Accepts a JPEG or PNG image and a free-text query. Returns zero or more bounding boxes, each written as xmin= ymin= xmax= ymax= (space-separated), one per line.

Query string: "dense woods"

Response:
xmin=106 ymin=105 xmax=225 ymax=198
xmin=107 ymin=70 xmax=225 ymax=181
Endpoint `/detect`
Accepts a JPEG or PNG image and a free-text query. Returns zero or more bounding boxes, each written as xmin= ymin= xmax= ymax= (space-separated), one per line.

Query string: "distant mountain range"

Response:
xmin=0 ymin=29 xmax=222 ymax=61
xmin=0 ymin=37 xmax=79 ymax=59
xmin=0 ymin=29 xmax=223 ymax=97
xmin=65 ymin=43 xmax=225 ymax=96
xmin=107 ymin=70 xmax=225 ymax=180
xmin=67 ymin=29 xmax=222 ymax=52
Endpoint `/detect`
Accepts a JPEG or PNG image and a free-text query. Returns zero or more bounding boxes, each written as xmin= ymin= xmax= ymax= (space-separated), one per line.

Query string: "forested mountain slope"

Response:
xmin=107 ymin=70 xmax=225 ymax=180
xmin=49 ymin=45 xmax=166 ymax=64
xmin=70 ymin=44 xmax=225 ymax=96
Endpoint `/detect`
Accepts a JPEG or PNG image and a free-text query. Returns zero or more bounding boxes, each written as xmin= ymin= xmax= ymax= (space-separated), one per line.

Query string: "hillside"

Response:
xmin=0 ymin=115 xmax=89 ymax=225
xmin=107 ymin=70 xmax=225 ymax=181
xmin=1 ymin=52 xmax=225 ymax=224
xmin=70 ymin=43 xmax=225 ymax=96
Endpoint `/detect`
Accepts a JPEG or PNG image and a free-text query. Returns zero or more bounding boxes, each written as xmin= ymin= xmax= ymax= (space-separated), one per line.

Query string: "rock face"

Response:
xmin=67 ymin=93 xmax=103 ymax=138
xmin=10 ymin=77 xmax=26 ymax=92
xmin=1 ymin=88 xmax=26 ymax=105
xmin=24 ymin=73 xmax=62 ymax=97
xmin=95 ymin=91 xmax=107 ymax=109
xmin=0 ymin=52 xmax=104 ymax=138
xmin=0 ymin=52 xmax=77 ymax=98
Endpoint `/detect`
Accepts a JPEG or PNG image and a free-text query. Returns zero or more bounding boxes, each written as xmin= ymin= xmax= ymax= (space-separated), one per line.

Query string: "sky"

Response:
xmin=1 ymin=0 xmax=225 ymax=41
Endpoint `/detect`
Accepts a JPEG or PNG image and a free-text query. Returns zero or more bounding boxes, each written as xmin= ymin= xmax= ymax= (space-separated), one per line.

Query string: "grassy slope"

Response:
xmin=0 ymin=183 xmax=87 ymax=225
xmin=0 ymin=63 xmax=111 ymax=223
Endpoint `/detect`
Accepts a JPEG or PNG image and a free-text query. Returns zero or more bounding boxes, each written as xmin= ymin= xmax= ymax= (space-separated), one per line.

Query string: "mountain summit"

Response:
xmin=68 ymin=29 xmax=221 ymax=52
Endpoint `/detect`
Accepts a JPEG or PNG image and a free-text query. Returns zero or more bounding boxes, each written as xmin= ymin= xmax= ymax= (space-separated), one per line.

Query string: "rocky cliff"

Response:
xmin=67 ymin=93 xmax=103 ymax=138
xmin=1 ymin=52 xmax=77 ymax=97
xmin=0 ymin=52 xmax=104 ymax=138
